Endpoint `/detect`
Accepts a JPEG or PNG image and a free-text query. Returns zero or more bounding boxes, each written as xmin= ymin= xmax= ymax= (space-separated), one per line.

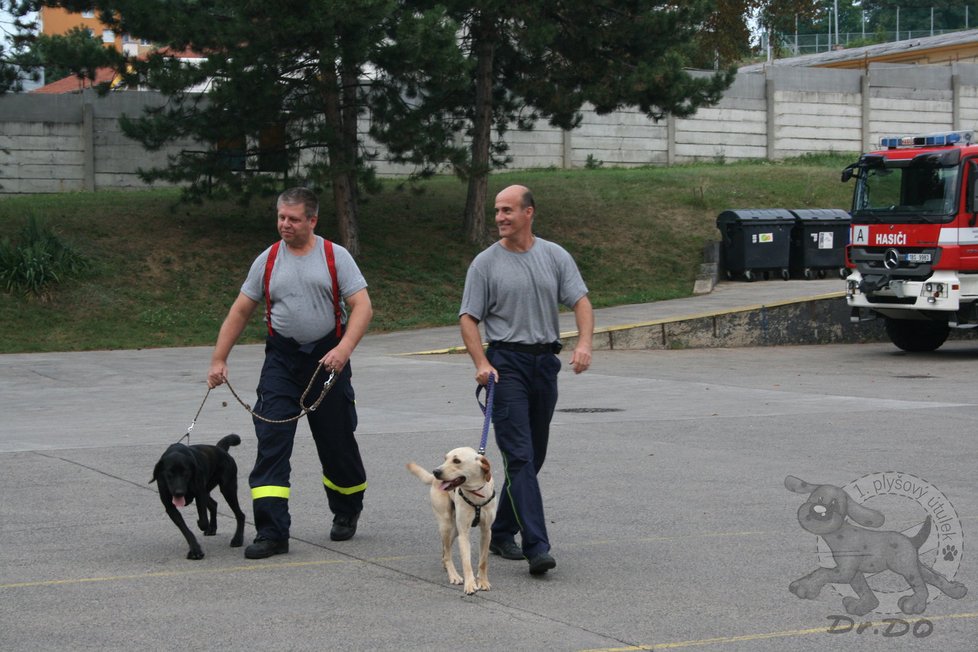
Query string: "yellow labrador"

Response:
xmin=407 ymin=447 xmax=497 ymax=594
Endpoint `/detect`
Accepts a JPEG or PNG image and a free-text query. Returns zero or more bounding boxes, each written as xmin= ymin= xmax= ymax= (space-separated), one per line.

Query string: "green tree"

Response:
xmin=755 ymin=0 xmax=822 ymax=54
xmin=32 ymin=25 xmax=119 ymax=86
xmin=16 ymin=0 xmax=469 ymax=257
xmin=1 ymin=0 xmax=41 ymax=92
xmin=858 ymin=1 xmax=977 ymax=34
xmin=439 ymin=1 xmax=735 ymax=243
xmin=11 ymin=1 xmax=736 ymax=249
xmin=694 ymin=0 xmax=755 ymax=68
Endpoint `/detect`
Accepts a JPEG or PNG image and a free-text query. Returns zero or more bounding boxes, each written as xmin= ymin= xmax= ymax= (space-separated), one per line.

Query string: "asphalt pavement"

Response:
xmin=3 ymin=277 xmax=978 ymax=651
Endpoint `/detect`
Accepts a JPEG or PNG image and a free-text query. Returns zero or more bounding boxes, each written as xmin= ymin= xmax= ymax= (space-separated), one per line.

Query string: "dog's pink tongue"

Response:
xmin=172 ymin=496 xmax=186 ymax=508
xmin=439 ymin=481 xmax=453 ymax=491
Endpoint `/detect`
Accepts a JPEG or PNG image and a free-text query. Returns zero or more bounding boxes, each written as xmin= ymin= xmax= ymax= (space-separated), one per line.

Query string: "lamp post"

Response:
xmin=834 ymin=0 xmax=840 ymax=48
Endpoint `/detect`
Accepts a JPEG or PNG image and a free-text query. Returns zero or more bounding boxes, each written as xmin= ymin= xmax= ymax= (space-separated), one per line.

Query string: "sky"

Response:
xmin=1 ymin=8 xmax=43 ymax=90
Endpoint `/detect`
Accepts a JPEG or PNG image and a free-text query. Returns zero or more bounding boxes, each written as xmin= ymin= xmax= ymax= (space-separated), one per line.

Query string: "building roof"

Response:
xmin=30 ymin=67 xmax=118 ymax=94
xmin=740 ymin=28 xmax=978 ymax=72
xmin=29 ymin=48 xmax=206 ymax=94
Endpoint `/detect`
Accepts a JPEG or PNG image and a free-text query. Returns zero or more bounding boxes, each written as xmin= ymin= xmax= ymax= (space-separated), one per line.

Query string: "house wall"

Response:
xmin=5 ymin=62 xmax=978 ymax=193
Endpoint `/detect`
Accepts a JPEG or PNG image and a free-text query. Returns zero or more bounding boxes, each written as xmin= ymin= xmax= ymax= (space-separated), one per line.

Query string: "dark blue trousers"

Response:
xmin=250 ymin=333 xmax=365 ymax=541
xmin=487 ymin=347 xmax=561 ymax=558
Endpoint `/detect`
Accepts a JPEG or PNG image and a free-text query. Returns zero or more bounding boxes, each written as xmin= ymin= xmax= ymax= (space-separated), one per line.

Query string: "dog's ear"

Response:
xmin=150 ymin=460 xmax=161 ymax=484
xmin=785 ymin=475 xmax=817 ymax=495
xmin=845 ymin=498 xmax=885 ymax=528
xmin=478 ymin=455 xmax=491 ymax=482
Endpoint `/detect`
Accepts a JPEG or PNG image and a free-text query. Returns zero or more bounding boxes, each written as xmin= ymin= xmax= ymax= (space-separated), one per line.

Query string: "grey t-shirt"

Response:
xmin=242 ymin=235 xmax=367 ymax=344
xmin=459 ymin=237 xmax=588 ymax=344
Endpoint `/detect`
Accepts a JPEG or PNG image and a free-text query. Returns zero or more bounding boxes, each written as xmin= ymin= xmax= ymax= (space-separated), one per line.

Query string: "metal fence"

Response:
xmin=775 ymin=30 xmax=967 ymax=57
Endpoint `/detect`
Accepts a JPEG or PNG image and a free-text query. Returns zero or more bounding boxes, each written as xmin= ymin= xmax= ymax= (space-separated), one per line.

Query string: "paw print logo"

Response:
xmin=943 ymin=544 xmax=959 ymax=562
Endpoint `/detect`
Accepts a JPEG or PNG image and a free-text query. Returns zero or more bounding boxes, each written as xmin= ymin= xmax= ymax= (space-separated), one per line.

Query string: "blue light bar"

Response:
xmin=880 ymin=130 xmax=975 ymax=148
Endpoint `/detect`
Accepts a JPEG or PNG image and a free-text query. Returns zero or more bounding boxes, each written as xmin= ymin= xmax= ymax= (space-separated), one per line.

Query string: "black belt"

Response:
xmin=489 ymin=341 xmax=562 ymax=355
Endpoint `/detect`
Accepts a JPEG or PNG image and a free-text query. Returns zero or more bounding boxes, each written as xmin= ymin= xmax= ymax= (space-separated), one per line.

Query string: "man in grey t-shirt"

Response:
xmin=459 ymin=184 xmax=594 ymax=575
xmin=207 ymin=187 xmax=373 ymax=559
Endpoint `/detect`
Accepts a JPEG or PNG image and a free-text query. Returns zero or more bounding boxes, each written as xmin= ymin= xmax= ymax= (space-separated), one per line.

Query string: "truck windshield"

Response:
xmin=852 ymin=157 xmax=959 ymax=223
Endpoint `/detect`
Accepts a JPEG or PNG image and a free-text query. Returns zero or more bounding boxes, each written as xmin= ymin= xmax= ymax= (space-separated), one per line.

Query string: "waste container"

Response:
xmin=716 ymin=209 xmax=794 ymax=281
xmin=789 ymin=209 xmax=851 ymax=280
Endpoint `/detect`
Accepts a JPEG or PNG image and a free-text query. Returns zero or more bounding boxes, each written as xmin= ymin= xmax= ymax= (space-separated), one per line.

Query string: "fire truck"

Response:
xmin=844 ymin=129 xmax=978 ymax=352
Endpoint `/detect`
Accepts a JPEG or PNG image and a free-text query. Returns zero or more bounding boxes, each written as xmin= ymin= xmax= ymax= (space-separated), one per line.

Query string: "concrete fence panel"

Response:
xmin=5 ymin=63 xmax=978 ymax=192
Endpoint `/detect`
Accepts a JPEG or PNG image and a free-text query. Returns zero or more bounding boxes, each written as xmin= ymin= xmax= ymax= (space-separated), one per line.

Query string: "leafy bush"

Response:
xmin=0 ymin=217 xmax=90 ymax=298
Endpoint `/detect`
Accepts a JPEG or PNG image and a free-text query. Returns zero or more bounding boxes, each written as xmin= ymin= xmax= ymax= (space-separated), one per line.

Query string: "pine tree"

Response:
xmin=436 ymin=1 xmax=735 ymax=243
xmin=15 ymin=0 xmax=469 ymax=256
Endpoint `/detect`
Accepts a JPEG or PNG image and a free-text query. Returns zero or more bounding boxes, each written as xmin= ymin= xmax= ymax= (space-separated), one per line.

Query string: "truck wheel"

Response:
xmin=744 ymin=270 xmax=755 ymax=282
xmin=884 ymin=318 xmax=950 ymax=352
xmin=803 ymin=268 xmax=815 ymax=280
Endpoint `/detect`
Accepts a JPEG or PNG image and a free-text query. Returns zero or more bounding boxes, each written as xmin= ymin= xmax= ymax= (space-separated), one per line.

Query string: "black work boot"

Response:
xmin=244 ymin=536 xmax=289 ymax=559
xmin=489 ymin=539 xmax=524 ymax=560
xmin=330 ymin=512 xmax=360 ymax=541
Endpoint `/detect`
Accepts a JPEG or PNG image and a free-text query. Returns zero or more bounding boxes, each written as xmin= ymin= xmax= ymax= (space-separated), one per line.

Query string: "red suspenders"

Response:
xmin=263 ymin=239 xmax=344 ymax=339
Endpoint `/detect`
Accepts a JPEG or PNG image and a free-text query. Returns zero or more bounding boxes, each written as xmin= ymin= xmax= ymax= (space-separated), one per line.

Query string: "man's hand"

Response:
xmin=570 ymin=345 xmax=591 ymax=374
xmin=319 ymin=346 xmax=351 ymax=374
xmin=208 ymin=360 xmax=228 ymax=388
xmin=475 ymin=365 xmax=498 ymax=387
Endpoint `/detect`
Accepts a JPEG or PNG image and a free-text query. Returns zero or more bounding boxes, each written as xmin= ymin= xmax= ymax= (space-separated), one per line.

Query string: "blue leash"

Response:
xmin=475 ymin=374 xmax=495 ymax=455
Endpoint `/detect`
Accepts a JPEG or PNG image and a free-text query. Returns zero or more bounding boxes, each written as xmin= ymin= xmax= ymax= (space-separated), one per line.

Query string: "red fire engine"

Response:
xmin=845 ymin=130 xmax=978 ymax=352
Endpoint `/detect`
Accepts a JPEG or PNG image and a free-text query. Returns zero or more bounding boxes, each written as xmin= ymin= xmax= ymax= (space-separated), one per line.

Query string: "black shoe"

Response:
xmin=330 ymin=512 xmax=359 ymax=541
xmin=489 ymin=539 xmax=524 ymax=560
xmin=527 ymin=552 xmax=556 ymax=575
xmin=245 ymin=536 xmax=289 ymax=559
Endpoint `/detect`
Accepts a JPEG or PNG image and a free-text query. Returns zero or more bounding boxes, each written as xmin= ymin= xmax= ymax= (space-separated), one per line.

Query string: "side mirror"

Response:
xmin=841 ymin=163 xmax=857 ymax=182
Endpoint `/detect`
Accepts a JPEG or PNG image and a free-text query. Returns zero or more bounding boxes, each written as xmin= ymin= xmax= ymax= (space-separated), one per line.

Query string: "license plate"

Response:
xmin=905 ymin=253 xmax=932 ymax=262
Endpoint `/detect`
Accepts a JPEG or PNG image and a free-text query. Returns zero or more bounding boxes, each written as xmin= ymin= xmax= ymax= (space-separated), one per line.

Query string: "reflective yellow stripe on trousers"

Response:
xmin=323 ymin=476 xmax=367 ymax=495
xmin=251 ymin=486 xmax=291 ymax=500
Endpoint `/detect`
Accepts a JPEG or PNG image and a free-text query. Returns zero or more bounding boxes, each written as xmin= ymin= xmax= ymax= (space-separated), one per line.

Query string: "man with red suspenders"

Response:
xmin=207 ymin=187 xmax=373 ymax=559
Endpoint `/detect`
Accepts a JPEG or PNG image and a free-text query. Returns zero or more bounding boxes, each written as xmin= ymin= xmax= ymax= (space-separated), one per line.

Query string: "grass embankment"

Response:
xmin=0 ymin=157 xmax=855 ymax=353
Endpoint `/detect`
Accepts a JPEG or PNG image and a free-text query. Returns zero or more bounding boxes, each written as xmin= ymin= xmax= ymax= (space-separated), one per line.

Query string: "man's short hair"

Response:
xmin=521 ymin=189 xmax=535 ymax=212
xmin=278 ymin=187 xmax=319 ymax=218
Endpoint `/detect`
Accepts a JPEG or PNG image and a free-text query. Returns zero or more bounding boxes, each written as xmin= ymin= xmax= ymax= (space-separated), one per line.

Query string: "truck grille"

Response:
xmin=848 ymin=247 xmax=940 ymax=279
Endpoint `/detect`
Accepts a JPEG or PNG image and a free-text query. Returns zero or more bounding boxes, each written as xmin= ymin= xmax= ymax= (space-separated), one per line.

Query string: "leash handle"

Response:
xmin=476 ymin=373 xmax=495 ymax=455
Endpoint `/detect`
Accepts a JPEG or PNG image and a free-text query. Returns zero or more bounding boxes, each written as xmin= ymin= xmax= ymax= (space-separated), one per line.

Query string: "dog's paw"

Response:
xmin=789 ymin=578 xmax=819 ymax=600
xmin=943 ymin=544 xmax=961 ymax=561
xmin=203 ymin=528 xmax=217 ymax=536
xmin=187 ymin=548 xmax=205 ymax=560
xmin=898 ymin=594 xmax=927 ymax=615
xmin=448 ymin=572 xmax=463 ymax=585
xmin=477 ymin=578 xmax=491 ymax=592
xmin=843 ymin=595 xmax=877 ymax=616
xmin=946 ymin=581 xmax=967 ymax=599
xmin=464 ymin=581 xmax=478 ymax=595
xmin=230 ymin=535 xmax=243 ymax=548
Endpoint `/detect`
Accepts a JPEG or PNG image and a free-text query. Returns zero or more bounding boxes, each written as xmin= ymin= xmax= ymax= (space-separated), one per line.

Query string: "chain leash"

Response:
xmin=179 ymin=386 xmax=212 ymax=443
xmin=223 ymin=365 xmax=338 ymax=424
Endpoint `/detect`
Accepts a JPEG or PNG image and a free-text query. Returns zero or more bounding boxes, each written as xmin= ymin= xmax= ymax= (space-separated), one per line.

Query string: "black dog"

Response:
xmin=151 ymin=433 xmax=246 ymax=560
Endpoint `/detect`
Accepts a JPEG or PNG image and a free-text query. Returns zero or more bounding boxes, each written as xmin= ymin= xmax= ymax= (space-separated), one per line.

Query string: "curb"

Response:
xmin=406 ymin=291 xmax=884 ymax=355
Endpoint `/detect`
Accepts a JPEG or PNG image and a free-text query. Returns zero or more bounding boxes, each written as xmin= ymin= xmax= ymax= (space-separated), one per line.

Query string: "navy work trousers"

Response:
xmin=487 ymin=347 xmax=561 ymax=558
xmin=250 ymin=333 xmax=365 ymax=541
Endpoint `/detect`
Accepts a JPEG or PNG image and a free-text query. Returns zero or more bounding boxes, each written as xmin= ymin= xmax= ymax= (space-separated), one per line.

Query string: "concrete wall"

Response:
xmin=0 ymin=90 xmax=196 ymax=193
xmin=5 ymin=62 xmax=978 ymax=193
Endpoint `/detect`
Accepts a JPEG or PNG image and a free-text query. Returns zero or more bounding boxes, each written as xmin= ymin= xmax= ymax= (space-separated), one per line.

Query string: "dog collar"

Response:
xmin=458 ymin=487 xmax=496 ymax=527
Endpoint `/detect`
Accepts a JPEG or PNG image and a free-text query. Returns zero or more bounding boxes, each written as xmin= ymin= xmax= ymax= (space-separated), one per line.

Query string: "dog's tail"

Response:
xmin=216 ymin=433 xmax=242 ymax=451
xmin=910 ymin=515 xmax=933 ymax=549
xmin=406 ymin=462 xmax=435 ymax=484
